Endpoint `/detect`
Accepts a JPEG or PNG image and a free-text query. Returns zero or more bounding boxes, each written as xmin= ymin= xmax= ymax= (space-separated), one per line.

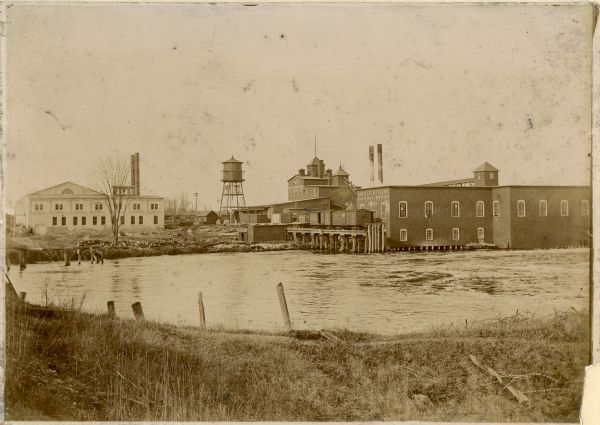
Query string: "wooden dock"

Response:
xmin=287 ymin=223 xmax=386 ymax=253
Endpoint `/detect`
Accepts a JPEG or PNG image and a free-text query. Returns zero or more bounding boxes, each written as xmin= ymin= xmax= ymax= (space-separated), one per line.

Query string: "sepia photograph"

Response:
xmin=1 ymin=1 xmax=595 ymax=422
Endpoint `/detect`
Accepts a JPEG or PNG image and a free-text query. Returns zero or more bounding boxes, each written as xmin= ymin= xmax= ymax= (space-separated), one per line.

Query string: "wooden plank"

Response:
xmin=276 ymin=282 xmax=292 ymax=331
xmin=469 ymin=354 xmax=529 ymax=404
xmin=198 ymin=291 xmax=206 ymax=329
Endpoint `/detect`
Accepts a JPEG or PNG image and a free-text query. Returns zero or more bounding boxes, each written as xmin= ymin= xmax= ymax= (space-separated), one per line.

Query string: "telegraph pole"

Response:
xmin=194 ymin=192 xmax=198 ymax=221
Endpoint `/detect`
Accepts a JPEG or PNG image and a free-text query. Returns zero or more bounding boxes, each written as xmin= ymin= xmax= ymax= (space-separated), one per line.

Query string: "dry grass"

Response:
xmin=5 ymin=291 xmax=588 ymax=422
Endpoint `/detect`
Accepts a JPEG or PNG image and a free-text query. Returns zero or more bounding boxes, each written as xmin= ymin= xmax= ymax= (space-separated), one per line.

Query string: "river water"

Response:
xmin=7 ymin=249 xmax=590 ymax=335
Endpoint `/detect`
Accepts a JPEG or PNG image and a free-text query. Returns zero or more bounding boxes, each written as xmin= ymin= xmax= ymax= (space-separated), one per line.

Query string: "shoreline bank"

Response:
xmin=4 ymin=280 xmax=589 ymax=422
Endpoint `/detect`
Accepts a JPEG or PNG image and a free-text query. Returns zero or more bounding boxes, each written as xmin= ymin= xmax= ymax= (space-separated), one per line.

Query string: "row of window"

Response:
xmin=39 ymin=202 xmax=161 ymax=212
xmin=399 ymin=227 xmax=485 ymax=242
xmin=394 ymin=199 xmax=589 ymax=218
xmin=51 ymin=216 xmax=159 ymax=226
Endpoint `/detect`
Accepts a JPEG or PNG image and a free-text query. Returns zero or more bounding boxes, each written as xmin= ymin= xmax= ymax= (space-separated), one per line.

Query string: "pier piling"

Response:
xmin=198 ymin=291 xmax=206 ymax=329
xmin=276 ymin=282 xmax=292 ymax=331
xmin=131 ymin=302 xmax=145 ymax=321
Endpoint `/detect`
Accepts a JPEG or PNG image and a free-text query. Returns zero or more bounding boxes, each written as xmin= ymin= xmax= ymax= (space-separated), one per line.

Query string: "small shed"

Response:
xmin=197 ymin=210 xmax=218 ymax=225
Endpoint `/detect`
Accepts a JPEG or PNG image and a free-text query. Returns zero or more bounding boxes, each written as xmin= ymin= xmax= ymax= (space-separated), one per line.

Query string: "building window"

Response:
xmin=34 ymin=203 xmax=44 ymax=211
xmin=150 ymin=203 xmax=159 ymax=210
xmin=52 ymin=217 xmax=57 ymax=226
xmin=452 ymin=228 xmax=460 ymax=241
xmin=61 ymin=216 xmax=66 ymax=226
xmin=73 ymin=216 xmax=78 ymax=225
xmin=517 ymin=200 xmax=526 ymax=217
xmin=400 ymin=229 xmax=407 ymax=241
xmin=93 ymin=216 xmax=97 ymax=225
xmin=55 ymin=203 xmax=63 ymax=211
xmin=139 ymin=216 xmax=143 ymax=225
xmin=95 ymin=203 xmax=103 ymax=210
xmin=120 ymin=216 xmax=125 ymax=225
xmin=425 ymin=228 xmax=433 ymax=241
xmin=539 ymin=200 xmax=547 ymax=217
xmin=493 ymin=201 xmax=499 ymax=217
xmin=61 ymin=188 xmax=74 ymax=195
xmin=560 ymin=200 xmax=569 ymax=216
xmin=476 ymin=201 xmax=485 ymax=217
xmin=451 ymin=201 xmax=460 ymax=217
xmin=82 ymin=217 xmax=86 ymax=226
xmin=131 ymin=216 xmax=135 ymax=225
xmin=489 ymin=172 xmax=495 ymax=179
xmin=477 ymin=227 xmax=485 ymax=241
xmin=399 ymin=201 xmax=407 ymax=218
xmin=75 ymin=203 xmax=83 ymax=211
xmin=424 ymin=201 xmax=433 ymax=217
xmin=101 ymin=216 xmax=106 ymax=225
xmin=581 ymin=200 xmax=590 ymax=216
xmin=133 ymin=203 xmax=140 ymax=210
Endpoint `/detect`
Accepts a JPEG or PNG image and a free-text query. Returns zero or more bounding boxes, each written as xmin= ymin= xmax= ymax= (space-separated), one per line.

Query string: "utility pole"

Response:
xmin=194 ymin=192 xmax=198 ymax=221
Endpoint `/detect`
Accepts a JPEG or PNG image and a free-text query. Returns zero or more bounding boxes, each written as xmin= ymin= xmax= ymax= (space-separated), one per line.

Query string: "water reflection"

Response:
xmin=8 ymin=248 xmax=590 ymax=335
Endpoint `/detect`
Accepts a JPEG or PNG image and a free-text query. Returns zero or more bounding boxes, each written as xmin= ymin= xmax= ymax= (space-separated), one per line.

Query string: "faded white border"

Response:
xmin=0 ymin=1 xmax=597 ymax=425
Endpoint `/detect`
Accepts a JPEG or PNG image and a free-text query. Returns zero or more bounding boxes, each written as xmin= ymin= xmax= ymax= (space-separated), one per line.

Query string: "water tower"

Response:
xmin=219 ymin=156 xmax=246 ymax=221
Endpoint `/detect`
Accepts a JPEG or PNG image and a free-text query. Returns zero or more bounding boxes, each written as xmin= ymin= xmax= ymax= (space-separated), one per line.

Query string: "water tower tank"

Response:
xmin=222 ymin=156 xmax=244 ymax=182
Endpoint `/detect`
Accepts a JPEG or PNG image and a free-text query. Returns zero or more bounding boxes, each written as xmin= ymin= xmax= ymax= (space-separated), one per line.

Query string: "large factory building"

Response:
xmin=15 ymin=153 xmax=165 ymax=235
xmin=287 ymin=156 xmax=356 ymax=205
xmin=357 ymin=162 xmax=591 ymax=249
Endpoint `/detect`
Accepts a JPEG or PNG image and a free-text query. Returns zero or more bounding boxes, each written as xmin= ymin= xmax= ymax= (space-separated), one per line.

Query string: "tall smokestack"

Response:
xmin=377 ymin=143 xmax=383 ymax=184
xmin=134 ymin=152 xmax=140 ymax=195
xmin=130 ymin=154 xmax=136 ymax=191
xmin=369 ymin=145 xmax=374 ymax=182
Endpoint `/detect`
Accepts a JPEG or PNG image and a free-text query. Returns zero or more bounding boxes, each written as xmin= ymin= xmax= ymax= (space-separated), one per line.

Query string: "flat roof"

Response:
xmin=357 ymin=185 xmax=590 ymax=191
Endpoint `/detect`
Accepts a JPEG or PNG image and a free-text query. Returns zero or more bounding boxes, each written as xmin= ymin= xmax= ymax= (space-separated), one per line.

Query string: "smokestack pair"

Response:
xmin=369 ymin=144 xmax=383 ymax=184
xmin=130 ymin=152 xmax=140 ymax=195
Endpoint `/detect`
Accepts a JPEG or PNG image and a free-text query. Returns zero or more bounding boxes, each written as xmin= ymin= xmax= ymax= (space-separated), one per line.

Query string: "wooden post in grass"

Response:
xmin=469 ymin=354 xmax=529 ymax=404
xmin=198 ymin=292 xmax=206 ymax=329
xmin=131 ymin=302 xmax=144 ymax=321
xmin=276 ymin=282 xmax=292 ymax=331
xmin=107 ymin=301 xmax=116 ymax=318
xmin=19 ymin=291 xmax=26 ymax=303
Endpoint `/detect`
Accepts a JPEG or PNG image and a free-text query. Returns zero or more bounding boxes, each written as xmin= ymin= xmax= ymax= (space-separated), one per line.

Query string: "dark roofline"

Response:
xmin=358 ymin=185 xmax=590 ymax=190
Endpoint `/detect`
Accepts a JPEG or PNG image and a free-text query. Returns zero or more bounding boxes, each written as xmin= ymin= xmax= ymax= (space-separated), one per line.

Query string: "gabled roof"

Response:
xmin=197 ymin=210 xmax=217 ymax=217
xmin=309 ymin=156 xmax=321 ymax=166
xmin=333 ymin=166 xmax=349 ymax=176
xmin=27 ymin=181 xmax=103 ymax=197
xmin=473 ymin=162 xmax=499 ymax=172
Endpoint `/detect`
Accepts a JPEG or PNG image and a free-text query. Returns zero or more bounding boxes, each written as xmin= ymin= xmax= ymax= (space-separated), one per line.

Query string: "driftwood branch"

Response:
xmin=469 ymin=354 xmax=529 ymax=404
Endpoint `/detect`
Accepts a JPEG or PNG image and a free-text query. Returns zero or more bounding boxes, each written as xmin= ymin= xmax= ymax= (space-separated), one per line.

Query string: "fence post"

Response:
xmin=276 ymin=282 xmax=292 ymax=331
xmin=107 ymin=301 xmax=116 ymax=318
xmin=131 ymin=302 xmax=144 ymax=321
xmin=198 ymin=291 xmax=206 ymax=329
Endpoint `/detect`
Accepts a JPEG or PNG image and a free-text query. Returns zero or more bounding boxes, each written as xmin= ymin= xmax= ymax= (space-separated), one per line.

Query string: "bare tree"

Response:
xmin=97 ymin=156 xmax=130 ymax=246
xmin=178 ymin=192 xmax=190 ymax=214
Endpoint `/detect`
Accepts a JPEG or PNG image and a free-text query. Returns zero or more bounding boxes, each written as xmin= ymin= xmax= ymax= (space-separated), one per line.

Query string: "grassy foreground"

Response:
xmin=5 ymin=291 xmax=588 ymax=422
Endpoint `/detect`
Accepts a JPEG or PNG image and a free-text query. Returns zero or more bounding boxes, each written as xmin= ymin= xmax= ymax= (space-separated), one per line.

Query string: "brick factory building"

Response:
xmin=357 ymin=162 xmax=591 ymax=249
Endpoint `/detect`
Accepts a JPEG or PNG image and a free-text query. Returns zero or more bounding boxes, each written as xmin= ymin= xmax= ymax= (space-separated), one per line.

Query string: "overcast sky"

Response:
xmin=5 ymin=3 xmax=593 ymax=209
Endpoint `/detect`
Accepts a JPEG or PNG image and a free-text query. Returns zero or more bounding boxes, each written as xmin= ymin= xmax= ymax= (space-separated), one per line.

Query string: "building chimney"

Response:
xmin=377 ymin=143 xmax=383 ymax=184
xmin=134 ymin=152 xmax=140 ymax=195
xmin=369 ymin=145 xmax=374 ymax=182
xmin=298 ymin=168 xmax=306 ymax=177
xmin=130 ymin=154 xmax=136 ymax=191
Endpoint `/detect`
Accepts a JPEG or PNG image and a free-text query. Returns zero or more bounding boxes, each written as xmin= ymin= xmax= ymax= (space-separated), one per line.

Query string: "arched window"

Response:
xmin=476 ymin=201 xmax=485 ymax=217
xmin=425 ymin=228 xmax=433 ymax=241
xmin=451 ymin=201 xmax=460 ymax=217
xmin=452 ymin=228 xmax=460 ymax=240
xmin=424 ymin=201 xmax=433 ymax=217
xmin=581 ymin=200 xmax=590 ymax=216
xmin=493 ymin=200 xmax=500 ymax=217
xmin=400 ymin=229 xmax=407 ymax=241
xmin=477 ymin=227 xmax=485 ymax=241
xmin=539 ymin=200 xmax=547 ymax=217
xmin=399 ymin=201 xmax=408 ymax=218
xmin=61 ymin=188 xmax=74 ymax=195
xmin=517 ymin=200 xmax=526 ymax=217
xmin=560 ymin=200 xmax=569 ymax=216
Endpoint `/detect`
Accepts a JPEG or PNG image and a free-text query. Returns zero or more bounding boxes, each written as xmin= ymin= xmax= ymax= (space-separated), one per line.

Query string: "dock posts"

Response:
xmin=18 ymin=250 xmax=26 ymax=271
xmin=352 ymin=236 xmax=357 ymax=253
xmin=319 ymin=234 xmax=324 ymax=250
xmin=198 ymin=292 xmax=206 ymax=329
xmin=64 ymin=250 xmax=71 ymax=267
xmin=276 ymin=282 xmax=292 ymax=331
xmin=89 ymin=247 xmax=96 ymax=263
xmin=367 ymin=226 xmax=371 ymax=253
xmin=381 ymin=225 xmax=386 ymax=252
xmin=131 ymin=302 xmax=145 ymax=321
xmin=77 ymin=249 xmax=81 ymax=265
xmin=107 ymin=301 xmax=116 ymax=318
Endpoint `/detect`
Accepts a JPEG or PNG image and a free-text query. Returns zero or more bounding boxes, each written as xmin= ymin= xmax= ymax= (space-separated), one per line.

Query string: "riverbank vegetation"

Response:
xmin=5 ymin=285 xmax=588 ymax=422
